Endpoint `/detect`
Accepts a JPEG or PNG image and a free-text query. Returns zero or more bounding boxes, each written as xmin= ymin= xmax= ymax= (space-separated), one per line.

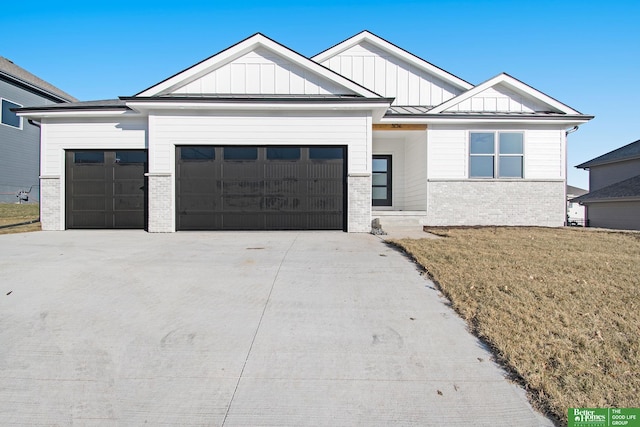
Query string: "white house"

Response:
xmin=18 ymin=32 xmax=593 ymax=232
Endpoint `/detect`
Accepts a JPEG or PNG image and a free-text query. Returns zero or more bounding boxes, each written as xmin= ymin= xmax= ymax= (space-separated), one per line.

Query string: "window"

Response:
xmin=372 ymin=155 xmax=392 ymax=206
xmin=469 ymin=132 xmax=523 ymax=178
xmin=224 ymin=147 xmax=257 ymax=160
xmin=115 ymin=151 xmax=147 ymax=164
xmin=181 ymin=147 xmax=215 ymax=160
xmin=74 ymin=151 xmax=104 ymax=164
xmin=267 ymin=147 xmax=300 ymax=160
xmin=309 ymin=147 xmax=344 ymax=160
xmin=1 ymin=99 xmax=22 ymax=129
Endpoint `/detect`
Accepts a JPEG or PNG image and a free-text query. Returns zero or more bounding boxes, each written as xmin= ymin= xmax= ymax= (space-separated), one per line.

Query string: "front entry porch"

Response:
xmin=371 ymin=128 xmax=428 ymax=228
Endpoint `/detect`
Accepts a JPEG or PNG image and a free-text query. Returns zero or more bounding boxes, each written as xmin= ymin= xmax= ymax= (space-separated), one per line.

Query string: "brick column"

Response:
xmin=39 ymin=176 xmax=62 ymax=230
xmin=347 ymin=174 xmax=372 ymax=232
xmin=146 ymin=173 xmax=174 ymax=232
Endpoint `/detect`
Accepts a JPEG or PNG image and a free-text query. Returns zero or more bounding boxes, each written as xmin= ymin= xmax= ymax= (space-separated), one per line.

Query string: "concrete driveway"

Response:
xmin=0 ymin=231 xmax=552 ymax=426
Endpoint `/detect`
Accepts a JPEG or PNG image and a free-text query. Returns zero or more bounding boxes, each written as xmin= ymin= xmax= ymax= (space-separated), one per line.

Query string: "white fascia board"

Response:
xmin=312 ymin=31 xmax=473 ymax=91
xmin=17 ymin=109 xmax=133 ymax=119
xmin=125 ymin=101 xmax=391 ymax=120
xmin=429 ymin=73 xmax=581 ymax=115
xmin=379 ymin=116 xmax=592 ymax=126
xmin=137 ymin=33 xmax=381 ymax=98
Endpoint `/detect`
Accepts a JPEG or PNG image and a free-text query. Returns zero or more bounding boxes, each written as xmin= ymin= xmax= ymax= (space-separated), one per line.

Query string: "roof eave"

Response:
xmin=0 ymin=71 xmax=76 ymax=103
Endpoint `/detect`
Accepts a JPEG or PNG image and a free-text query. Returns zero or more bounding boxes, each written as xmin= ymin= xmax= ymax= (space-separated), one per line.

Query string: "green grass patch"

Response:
xmin=0 ymin=203 xmax=40 ymax=234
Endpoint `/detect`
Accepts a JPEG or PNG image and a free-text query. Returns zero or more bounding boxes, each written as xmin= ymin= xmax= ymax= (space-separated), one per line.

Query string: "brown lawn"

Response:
xmin=392 ymin=227 xmax=640 ymax=426
xmin=0 ymin=203 xmax=40 ymax=234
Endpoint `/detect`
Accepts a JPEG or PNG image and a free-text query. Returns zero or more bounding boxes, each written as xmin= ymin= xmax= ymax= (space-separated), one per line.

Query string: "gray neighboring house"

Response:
xmin=0 ymin=57 xmax=77 ymax=203
xmin=573 ymin=139 xmax=640 ymax=230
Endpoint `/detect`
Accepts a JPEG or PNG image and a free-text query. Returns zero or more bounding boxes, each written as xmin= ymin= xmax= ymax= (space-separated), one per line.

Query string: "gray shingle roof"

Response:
xmin=567 ymin=185 xmax=587 ymax=197
xmin=0 ymin=56 xmax=77 ymax=103
xmin=576 ymin=139 xmax=640 ymax=169
xmin=571 ymin=174 xmax=640 ymax=203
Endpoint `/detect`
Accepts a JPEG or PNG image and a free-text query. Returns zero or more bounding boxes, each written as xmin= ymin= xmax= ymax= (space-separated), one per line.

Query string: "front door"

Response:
xmin=372 ymin=155 xmax=392 ymax=206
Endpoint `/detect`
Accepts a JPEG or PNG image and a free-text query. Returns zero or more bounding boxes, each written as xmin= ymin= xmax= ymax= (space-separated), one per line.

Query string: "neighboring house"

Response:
xmin=566 ymin=185 xmax=587 ymax=226
xmin=17 ymin=32 xmax=592 ymax=232
xmin=573 ymin=139 xmax=640 ymax=230
xmin=0 ymin=57 xmax=77 ymax=203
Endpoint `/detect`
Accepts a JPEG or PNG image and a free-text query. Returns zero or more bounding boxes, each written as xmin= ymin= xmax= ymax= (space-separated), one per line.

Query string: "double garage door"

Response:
xmin=65 ymin=146 xmax=346 ymax=230
xmin=176 ymin=146 xmax=346 ymax=230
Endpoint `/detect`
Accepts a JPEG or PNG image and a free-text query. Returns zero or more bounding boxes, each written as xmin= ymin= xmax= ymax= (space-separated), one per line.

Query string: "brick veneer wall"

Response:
xmin=39 ymin=176 xmax=61 ymax=230
xmin=426 ymin=180 xmax=565 ymax=227
xmin=348 ymin=174 xmax=372 ymax=232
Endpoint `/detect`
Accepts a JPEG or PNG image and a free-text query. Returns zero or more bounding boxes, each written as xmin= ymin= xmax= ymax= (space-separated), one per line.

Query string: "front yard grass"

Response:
xmin=0 ymin=203 xmax=40 ymax=234
xmin=392 ymin=227 xmax=639 ymax=426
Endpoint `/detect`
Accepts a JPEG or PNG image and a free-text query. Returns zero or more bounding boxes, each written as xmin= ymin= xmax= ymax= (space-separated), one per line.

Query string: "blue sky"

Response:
xmin=3 ymin=0 xmax=638 ymax=189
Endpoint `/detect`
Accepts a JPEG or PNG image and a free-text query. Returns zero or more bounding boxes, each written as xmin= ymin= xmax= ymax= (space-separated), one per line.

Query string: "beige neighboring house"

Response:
xmin=573 ymin=139 xmax=640 ymax=230
xmin=566 ymin=185 xmax=587 ymax=226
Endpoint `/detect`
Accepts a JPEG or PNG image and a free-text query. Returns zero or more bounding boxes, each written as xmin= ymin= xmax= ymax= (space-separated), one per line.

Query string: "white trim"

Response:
xmin=429 ymin=73 xmax=581 ymax=115
xmin=137 ymin=34 xmax=382 ymax=98
xmin=1 ymin=98 xmax=23 ymax=130
xmin=379 ymin=116 xmax=591 ymax=125
xmin=468 ymin=130 xmax=525 ymax=179
xmin=17 ymin=109 xmax=132 ymax=119
xmin=125 ymin=100 xmax=391 ymax=121
xmin=312 ymin=31 xmax=473 ymax=91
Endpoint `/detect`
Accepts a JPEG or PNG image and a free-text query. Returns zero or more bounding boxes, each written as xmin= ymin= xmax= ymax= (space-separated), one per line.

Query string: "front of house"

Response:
xmin=18 ymin=32 xmax=592 ymax=232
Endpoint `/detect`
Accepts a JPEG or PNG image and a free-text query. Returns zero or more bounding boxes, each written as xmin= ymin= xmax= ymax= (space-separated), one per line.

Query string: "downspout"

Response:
xmin=564 ymin=126 xmax=579 ymax=225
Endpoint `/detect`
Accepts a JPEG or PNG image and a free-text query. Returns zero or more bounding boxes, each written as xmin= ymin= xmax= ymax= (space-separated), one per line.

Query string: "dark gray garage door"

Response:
xmin=65 ymin=150 xmax=147 ymax=229
xmin=176 ymin=146 xmax=345 ymax=230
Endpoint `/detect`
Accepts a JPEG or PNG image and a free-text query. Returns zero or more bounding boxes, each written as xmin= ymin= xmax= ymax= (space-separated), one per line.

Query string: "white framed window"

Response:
xmin=1 ymin=98 xmax=23 ymax=129
xmin=469 ymin=131 xmax=523 ymax=178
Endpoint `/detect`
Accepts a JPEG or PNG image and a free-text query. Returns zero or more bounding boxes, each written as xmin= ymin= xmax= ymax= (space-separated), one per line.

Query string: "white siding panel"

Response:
xmin=150 ymin=113 xmax=370 ymax=174
xmin=261 ymin=64 xmax=275 ymax=93
xmin=246 ymin=63 xmax=261 ymax=93
xmin=230 ymin=63 xmax=246 ymax=93
xmin=216 ymin=66 xmax=231 ymax=93
xmin=363 ymin=56 xmax=375 ymax=89
xmin=427 ymin=128 xmax=467 ymax=179
xmin=41 ymin=117 xmax=147 ymax=176
xmin=446 ymin=84 xmax=552 ymax=113
xmin=525 ymin=129 xmax=564 ymax=179
xmin=404 ymin=132 xmax=427 ymax=210
xmin=321 ymin=41 xmax=465 ymax=106
xmin=171 ymin=48 xmax=356 ymax=96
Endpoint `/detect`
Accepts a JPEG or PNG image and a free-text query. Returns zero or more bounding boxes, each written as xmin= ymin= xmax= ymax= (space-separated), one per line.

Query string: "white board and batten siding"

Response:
xmin=427 ymin=125 xmax=566 ymax=180
xmin=444 ymin=84 xmax=551 ymax=113
xmin=172 ymin=48 xmax=355 ymax=96
xmin=320 ymin=42 xmax=463 ymax=106
xmin=41 ymin=117 xmax=148 ymax=176
xmin=149 ymin=113 xmax=371 ymax=174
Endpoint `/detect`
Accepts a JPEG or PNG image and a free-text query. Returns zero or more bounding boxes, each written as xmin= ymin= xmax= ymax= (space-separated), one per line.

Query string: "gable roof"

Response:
xmin=312 ymin=31 xmax=473 ymax=92
xmin=428 ymin=73 xmax=582 ymax=115
xmin=572 ymin=174 xmax=640 ymax=203
xmin=0 ymin=56 xmax=77 ymax=103
xmin=576 ymin=139 xmax=640 ymax=169
xmin=137 ymin=33 xmax=382 ymax=98
xmin=567 ymin=185 xmax=588 ymax=197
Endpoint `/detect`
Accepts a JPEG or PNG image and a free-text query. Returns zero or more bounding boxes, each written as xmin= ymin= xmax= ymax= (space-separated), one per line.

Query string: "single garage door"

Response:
xmin=176 ymin=146 xmax=346 ymax=230
xmin=65 ymin=150 xmax=147 ymax=229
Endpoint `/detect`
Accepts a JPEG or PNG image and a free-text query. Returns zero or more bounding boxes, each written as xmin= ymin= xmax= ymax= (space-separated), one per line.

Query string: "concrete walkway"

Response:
xmin=0 ymin=231 xmax=552 ymax=426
